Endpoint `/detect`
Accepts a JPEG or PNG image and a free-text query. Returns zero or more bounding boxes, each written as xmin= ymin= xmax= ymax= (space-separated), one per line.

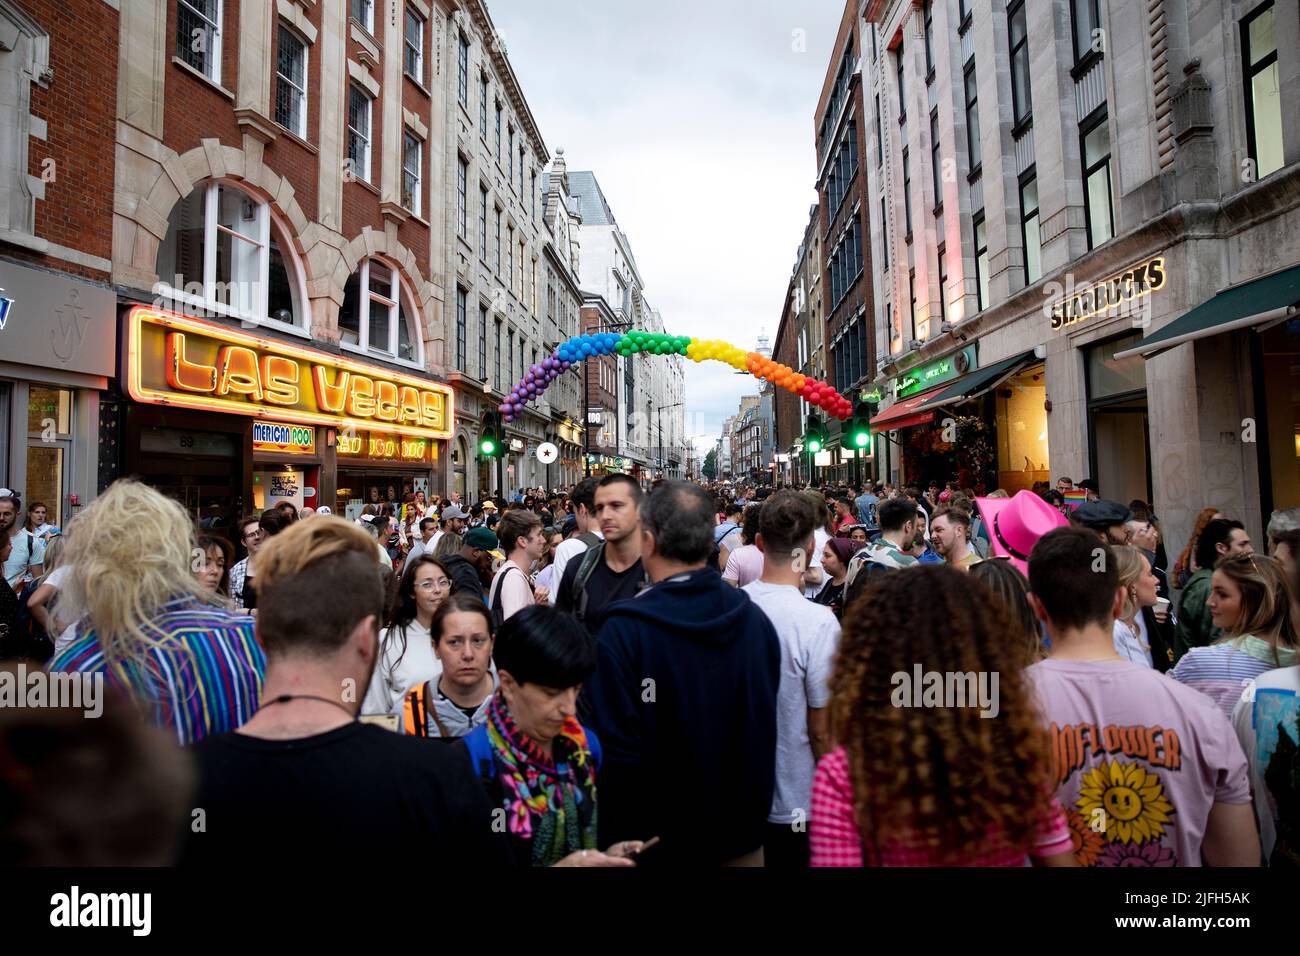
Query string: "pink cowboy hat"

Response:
xmin=975 ymin=490 xmax=1069 ymax=575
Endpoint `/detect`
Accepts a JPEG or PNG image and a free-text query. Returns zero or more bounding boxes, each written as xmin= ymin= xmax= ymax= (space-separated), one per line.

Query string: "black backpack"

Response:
xmin=489 ymin=563 xmax=529 ymax=629
xmin=568 ymin=542 xmax=651 ymax=626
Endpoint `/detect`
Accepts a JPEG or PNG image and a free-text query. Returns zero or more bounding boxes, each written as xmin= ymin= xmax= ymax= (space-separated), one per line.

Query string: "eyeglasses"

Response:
xmin=416 ymin=578 xmax=451 ymax=592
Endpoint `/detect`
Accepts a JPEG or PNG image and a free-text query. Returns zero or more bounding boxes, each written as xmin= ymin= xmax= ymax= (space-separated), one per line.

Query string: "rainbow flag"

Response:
xmin=1063 ymin=489 xmax=1088 ymax=511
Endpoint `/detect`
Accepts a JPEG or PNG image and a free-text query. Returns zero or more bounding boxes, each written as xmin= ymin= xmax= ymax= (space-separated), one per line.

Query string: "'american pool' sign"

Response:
xmin=252 ymin=422 xmax=315 ymax=454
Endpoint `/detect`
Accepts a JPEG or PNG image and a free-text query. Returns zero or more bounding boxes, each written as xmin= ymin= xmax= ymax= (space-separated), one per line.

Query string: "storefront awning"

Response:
xmin=1115 ymin=264 xmax=1300 ymax=359
xmin=916 ymin=351 xmax=1040 ymax=410
xmin=869 ymin=385 xmax=947 ymax=431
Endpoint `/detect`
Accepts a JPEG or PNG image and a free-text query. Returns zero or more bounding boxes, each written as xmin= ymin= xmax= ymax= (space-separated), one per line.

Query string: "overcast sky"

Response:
xmin=488 ymin=0 xmax=844 ymax=455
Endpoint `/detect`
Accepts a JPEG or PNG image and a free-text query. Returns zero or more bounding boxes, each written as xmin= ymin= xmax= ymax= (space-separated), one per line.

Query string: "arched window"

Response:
xmin=338 ymin=258 xmax=421 ymax=364
xmin=155 ymin=181 xmax=308 ymax=330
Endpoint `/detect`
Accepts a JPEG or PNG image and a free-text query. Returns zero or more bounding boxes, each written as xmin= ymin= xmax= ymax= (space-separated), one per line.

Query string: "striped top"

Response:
xmin=1170 ymin=636 xmax=1298 ymax=719
xmin=47 ymin=597 xmax=265 ymax=745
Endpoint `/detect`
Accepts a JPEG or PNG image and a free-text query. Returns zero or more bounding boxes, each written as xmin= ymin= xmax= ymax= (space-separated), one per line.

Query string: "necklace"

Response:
xmin=257 ymin=694 xmax=356 ymax=718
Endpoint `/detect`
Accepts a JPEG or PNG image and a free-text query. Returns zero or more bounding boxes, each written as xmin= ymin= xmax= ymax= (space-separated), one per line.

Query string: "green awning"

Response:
xmin=916 ymin=351 xmax=1039 ymax=411
xmin=1116 ymin=264 xmax=1300 ymax=359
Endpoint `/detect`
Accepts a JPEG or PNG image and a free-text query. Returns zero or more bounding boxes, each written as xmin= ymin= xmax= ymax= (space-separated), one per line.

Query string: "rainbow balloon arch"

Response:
xmin=497 ymin=330 xmax=854 ymax=424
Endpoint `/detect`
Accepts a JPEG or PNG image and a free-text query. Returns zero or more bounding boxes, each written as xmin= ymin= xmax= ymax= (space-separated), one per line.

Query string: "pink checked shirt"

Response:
xmin=809 ymin=747 xmax=1073 ymax=866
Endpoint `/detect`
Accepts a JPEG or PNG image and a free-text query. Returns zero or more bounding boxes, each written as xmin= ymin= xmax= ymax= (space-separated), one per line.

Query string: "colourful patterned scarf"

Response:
xmin=484 ymin=691 xmax=598 ymax=867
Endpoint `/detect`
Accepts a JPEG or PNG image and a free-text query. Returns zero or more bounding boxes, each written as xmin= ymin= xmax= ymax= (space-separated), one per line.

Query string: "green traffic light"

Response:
xmin=854 ymin=431 xmax=869 ymax=448
xmin=807 ymin=439 xmax=822 ymax=453
xmin=480 ymin=439 xmax=496 ymax=455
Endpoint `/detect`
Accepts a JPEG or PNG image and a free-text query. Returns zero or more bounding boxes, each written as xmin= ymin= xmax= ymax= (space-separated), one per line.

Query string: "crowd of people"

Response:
xmin=0 ymin=471 xmax=1297 ymax=870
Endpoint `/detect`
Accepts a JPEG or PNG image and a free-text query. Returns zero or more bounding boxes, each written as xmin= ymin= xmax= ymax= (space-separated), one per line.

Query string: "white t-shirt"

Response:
xmin=803 ymin=527 xmax=832 ymax=598
xmin=1112 ymin=617 xmax=1154 ymax=668
xmin=548 ymin=531 xmax=602 ymax=605
xmin=742 ymin=579 xmax=840 ymax=824
xmin=361 ymin=619 xmax=440 ymax=717
xmin=1232 ymin=665 xmax=1300 ymax=863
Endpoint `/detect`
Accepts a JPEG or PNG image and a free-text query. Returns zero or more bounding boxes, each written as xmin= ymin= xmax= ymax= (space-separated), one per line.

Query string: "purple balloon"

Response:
xmin=560 ymin=360 xmax=572 ymax=370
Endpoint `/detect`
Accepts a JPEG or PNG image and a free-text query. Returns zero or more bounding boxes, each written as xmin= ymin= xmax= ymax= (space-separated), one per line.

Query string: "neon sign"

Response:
xmin=126 ymin=307 xmax=453 ymax=439
xmin=337 ymin=429 xmax=435 ymax=464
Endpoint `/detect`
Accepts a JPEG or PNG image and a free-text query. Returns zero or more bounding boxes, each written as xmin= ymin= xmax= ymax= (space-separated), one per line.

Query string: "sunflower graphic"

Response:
xmin=1076 ymin=761 xmax=1174 ymax=845
xmin=1066 ymin=809 xmax=1105 ymax=867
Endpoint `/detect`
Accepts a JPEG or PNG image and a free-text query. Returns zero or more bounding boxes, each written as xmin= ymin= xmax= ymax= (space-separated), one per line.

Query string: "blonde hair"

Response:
xmin=1113 ymin=545 xmax=1147 ymax=626
xmin=40 ymin=535 xmax=65 ymax=580
xmin=59 ymin=479 xmax=208 ymax=693
xmin=1213 ymin=553 xmax=1300 ymax=663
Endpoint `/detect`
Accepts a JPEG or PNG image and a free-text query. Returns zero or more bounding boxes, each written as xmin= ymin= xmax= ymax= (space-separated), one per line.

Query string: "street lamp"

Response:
xmin=657 ymin=401 xmax=685 ymax=480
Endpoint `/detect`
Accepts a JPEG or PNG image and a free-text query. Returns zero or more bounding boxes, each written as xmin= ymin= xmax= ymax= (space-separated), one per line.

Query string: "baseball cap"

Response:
xmin=316 ymin=506 xmax=333 ymax=516
xmin=0 ymin=488 xmax=16 ymax=499
xmin=465 ymin=527 xmax=499 ymax=550
xmin=561 ymin=515 xmax=578 ymax=535
xmin=442 ymin=504 xmax=468 ymax=520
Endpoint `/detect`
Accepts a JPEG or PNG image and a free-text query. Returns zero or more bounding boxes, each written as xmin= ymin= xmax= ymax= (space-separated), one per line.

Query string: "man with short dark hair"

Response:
xmin=228 ymin=514 xmax=264 ymax=608
xmin=1056 ymin=476 xmax=1074 ymax=493
xmin=181 ymin=517 xmax=510 ymax=867
xmin=489 ymin=509 xmax=546 ymax=624
xmin=854 ymin=483 xmax=880 ymax=533
xmin=584 ymin=481 xmax=781 ymax=867
xmin=1025 ymin=527 xmax=1259 ymax=867
xmin=401 ymin=515 xmax=442 ymax=573
xmin=1174 ymin=518 xmax=1253 ymax=658
xmin=714 ymin=502 xmax=745 ymax=572
xmin=841 ymin=495 xmax=920 ymax=610
xmin=931 ymin=507 xmax=981 ymax=570
xmin=548 ymin=476 xmax=602 ymax=605
xmin=442 ymin=527 xmax=497 ymax=600
xmin=557 ymin=475 xmax=646 ymax=635
xmin=742 ymin=491 xmax=838 ymax=868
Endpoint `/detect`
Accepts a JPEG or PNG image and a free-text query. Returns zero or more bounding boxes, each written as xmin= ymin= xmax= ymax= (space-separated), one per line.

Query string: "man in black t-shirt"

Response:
xmin=556 ymin=475 xmax=647 ymax=635
xmin=180 ymin=516 xmax=510 ymax=868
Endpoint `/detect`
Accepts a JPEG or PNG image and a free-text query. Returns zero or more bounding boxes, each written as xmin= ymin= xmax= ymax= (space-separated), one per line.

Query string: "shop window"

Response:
xmin=177 ymin=0 xmax=222 ymax=84
xmin=156 ymin=181 xmax=305 ymax=329
xmin=1259 ymin=320 xmax=1300 ymax=515
xmin=26 ymin=386 xmax=73 ymax=529
xmin=995 ymin=365 xmax=1049 ymax=494
xmin=1242 ymin=2 xmax=1283 ymax=181
xmin=338 ymin=258 xmax=421 ymax=363
xmin=1086 ymin=333 xmax=1151 ymax=505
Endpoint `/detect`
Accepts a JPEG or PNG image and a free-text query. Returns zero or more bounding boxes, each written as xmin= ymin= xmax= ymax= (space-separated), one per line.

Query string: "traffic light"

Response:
xmin=478 ymin=412 xmax=505 ymax=459
xmin=803 ymin=414 xmax=827 ymax=455
xmin=847 ymin=400 xmax=873 ymax=450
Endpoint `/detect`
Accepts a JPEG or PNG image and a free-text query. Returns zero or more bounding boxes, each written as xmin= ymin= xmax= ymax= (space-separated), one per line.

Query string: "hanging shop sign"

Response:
xmin=337 ymin=429 xmax=437 ymax=465
xmin=125 ymin=306 xmax=454 ymax=439
xmin=252 ymin=421 xmax=316 ymax=455
xmin=896 ymin=345 xmax=977 ymax=398
xmin=1047 ymin=255 xmax=1167 ymax=331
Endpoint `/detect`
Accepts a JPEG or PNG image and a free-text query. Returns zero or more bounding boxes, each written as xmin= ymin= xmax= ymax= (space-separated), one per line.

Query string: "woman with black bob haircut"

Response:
xmin=459 ymin=604 xmax=646 ymax=867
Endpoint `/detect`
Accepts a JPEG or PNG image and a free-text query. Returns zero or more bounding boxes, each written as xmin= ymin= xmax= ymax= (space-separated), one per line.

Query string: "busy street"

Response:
xmin=0 ymin=0 xmax=1298 ymax=938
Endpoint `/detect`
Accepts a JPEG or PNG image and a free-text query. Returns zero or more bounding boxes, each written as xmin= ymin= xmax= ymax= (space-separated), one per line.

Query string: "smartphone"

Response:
xmin=626 ymin=836 xmax=661 ymax=861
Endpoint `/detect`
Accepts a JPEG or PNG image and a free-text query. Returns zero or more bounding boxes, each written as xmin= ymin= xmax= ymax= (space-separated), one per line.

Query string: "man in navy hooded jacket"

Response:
xmin=583 ymin=481 xmax=780 ymax=866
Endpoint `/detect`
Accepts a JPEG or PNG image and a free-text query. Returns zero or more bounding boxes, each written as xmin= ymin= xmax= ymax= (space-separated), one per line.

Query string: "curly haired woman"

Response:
xmin=810 ymin=564 xmax=1076 ymax=867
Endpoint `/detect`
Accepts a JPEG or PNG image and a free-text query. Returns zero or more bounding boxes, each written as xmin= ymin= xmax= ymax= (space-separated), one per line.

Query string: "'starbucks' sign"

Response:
xmin=895 ymin=345 xmax=976 ymax=398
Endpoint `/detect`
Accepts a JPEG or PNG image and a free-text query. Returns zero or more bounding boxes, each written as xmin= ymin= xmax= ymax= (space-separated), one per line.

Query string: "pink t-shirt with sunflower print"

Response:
xmin=1027 ymin=658 xmax=1250 ymax=867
